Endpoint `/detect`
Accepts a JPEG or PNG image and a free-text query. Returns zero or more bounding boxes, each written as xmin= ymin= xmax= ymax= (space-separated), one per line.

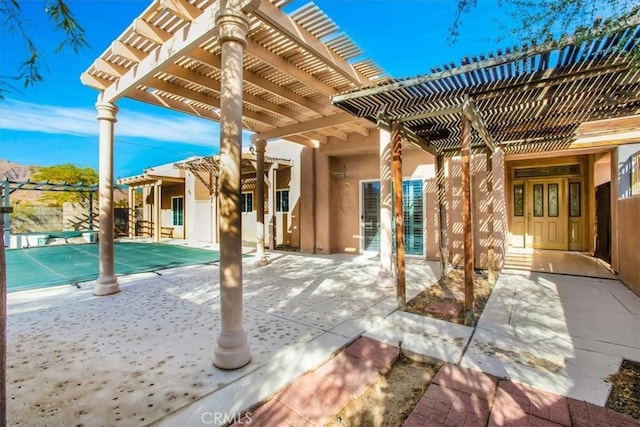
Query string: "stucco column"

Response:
xmin=378 ymin=128 xmax=393 ymax=286
xmin=94 ymin=101 xmax=119 ymax=296
xmin=213 ymin=7 xmax=251 ymax=370
xmin=253 ymin=139 xmax=268 ymax=265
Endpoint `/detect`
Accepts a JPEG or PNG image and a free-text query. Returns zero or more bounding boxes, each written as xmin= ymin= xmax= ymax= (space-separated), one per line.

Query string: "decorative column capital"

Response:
xmin=96 ymin=101 xmax=118 ymax=122
xmin=215 ymin=7 xmax=249 ymax=47
xmin=252 ymin=139 xmax=267 ymax=153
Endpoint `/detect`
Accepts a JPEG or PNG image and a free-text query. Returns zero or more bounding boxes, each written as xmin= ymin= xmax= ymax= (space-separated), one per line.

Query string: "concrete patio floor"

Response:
xmin=6 ymin=243 xmax=640 ymax=426
xmin=6 ymin=249 xmax=434 ymax=426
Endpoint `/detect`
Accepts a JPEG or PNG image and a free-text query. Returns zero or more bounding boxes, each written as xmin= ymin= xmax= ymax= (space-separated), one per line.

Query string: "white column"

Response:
xmin=378 ymin=128 xmax=393 ymax=286
xmin=253 ymin=139 xmax=268 ymax=265
xmin=128 ymin=186 xmax=135 ymax=239
xmin=153 ymin=181 xmax=161 ymax=243
xmin=213 ymin=6 xmax=251 ymax=369
xmin=94 ymin=101 xmax=119 ymax=296
xmin=268 ymin=164 xmax=277 ymax=250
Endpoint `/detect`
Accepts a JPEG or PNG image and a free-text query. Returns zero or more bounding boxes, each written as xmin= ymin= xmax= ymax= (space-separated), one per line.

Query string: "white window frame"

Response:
xmin=241 ymin=192 xmax=253 ymax=213
xmin=276 ymin=189 xmax=289 ymax=213
xmin=171 ymin=196 xmax=184 ymax=226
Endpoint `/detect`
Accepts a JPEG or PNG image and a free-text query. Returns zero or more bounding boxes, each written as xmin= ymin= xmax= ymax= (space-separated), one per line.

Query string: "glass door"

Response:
xmin=360 ymin=180 xmax=424 ymax=255
xmin=361 ymin=181 xmax=380 ymax=252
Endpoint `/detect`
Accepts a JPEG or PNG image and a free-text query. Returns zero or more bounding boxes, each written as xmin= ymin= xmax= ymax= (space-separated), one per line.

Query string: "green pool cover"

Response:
xmin=6 ymin=243 xmax=220 ymax=292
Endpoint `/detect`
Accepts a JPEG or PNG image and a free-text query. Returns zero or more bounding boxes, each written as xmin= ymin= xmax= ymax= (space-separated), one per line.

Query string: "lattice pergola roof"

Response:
xmin=177 ymin=153 xmax=291 ymax=192
xmin=175 ymin=152 xmax=291 ymax=176
xmin=2 ymin=180 xmax=98 ymax=194
xmin=332 ymin=18 xmax=640 ymax=156
xmin=81 ymin=0 xmax=388 ymax=146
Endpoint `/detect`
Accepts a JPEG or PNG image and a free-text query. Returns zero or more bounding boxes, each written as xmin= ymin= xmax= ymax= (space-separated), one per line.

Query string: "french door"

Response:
xmin=361 ymin=180 xmax=424 ymax=255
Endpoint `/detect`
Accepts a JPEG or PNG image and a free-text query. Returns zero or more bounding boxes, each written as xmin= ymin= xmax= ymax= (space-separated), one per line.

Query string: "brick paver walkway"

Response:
xmin=232 ymin=339 xmax=640 ymax=427
xmin=233 ymin=336 xmax=398 ymax=426
xmin=405 ymin=364 xmax=640 ymax=427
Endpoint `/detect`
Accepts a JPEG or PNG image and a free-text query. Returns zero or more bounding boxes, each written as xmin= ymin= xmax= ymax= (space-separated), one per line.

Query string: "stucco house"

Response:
xmin=82 ymin=0 xmax=640 ymax=369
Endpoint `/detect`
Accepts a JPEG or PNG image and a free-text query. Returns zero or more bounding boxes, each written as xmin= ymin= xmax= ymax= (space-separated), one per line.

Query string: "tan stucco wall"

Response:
xmin=618 ymin=196 xmax=640 ymax=294
xmin=193 ymin=172 xmax=213 ymax=200
xmin=317 ymin=134 xmax=505 ymax=268
xmin=445 ymin=153 xmax=506 ymax=269
xmin=314 ymin=152 xmax=331 ymax=253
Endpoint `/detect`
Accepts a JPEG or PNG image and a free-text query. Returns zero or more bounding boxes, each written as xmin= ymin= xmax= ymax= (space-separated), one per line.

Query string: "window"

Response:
xmin=569 ymin=182 xmax=581 ymax=217
xmin=241 ymin=192 xmax=253 ymax=213
xmin=632 ymin=151 xmax=640 ymax=196
xmin=171 ymin=197 xmax=184 ymax=226
xmin=513 ymin=185 xmax=524 ymax=217
xmin=276 ymin=189 xmax=289 ymax=212
xmin=548 ymin=183 xmax=558 ymax=217
xmin=533 ymin=184 xmax=544 ymax=217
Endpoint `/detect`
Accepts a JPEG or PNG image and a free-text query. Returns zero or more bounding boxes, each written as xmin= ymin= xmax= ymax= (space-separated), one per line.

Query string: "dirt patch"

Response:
xmin=606 ymin=359 xmax=640 ymax=419
xmin=325 ymin=354 xmax=441 ymax=427
xmin=405 ymin=268 xmax=493 ymax=325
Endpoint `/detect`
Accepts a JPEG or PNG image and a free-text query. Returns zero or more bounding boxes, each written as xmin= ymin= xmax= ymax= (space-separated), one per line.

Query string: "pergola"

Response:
xmin=174 ymin=152 xmax=292 ymax=249
xmin=80 ymin=0 xmax=387 ymax=369
xmin=117 ymin=168 xmax=184 ymax=241
xmin=1 ymin=179 xmax=99 ymax=246
xmin=332 ymin=18 xmax=640 ymax=324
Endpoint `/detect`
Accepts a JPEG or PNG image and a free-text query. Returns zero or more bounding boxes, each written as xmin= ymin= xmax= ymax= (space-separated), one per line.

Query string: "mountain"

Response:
xmin=0 ymin=159 xmax=34 ymax=181
xmin=0 ymin=159 xmax=127 ymax=205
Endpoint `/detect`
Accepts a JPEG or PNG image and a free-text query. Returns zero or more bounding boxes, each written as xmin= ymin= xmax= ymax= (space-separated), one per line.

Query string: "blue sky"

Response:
xmin=0 ymin=0 xmax=518 ymax=179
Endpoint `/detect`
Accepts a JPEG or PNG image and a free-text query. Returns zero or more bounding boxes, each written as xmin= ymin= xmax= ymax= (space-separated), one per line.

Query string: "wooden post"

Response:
xmin=486 ymin=149 xmax=495 ymax=284
xmin=461 ymin=113 xmax=475 ymax=326
xmin=436 ymin=154 xmax=449 ymax=283
xmin=0 ymin=206 xmax=12 ymax=425
xmin=391 ymin=122 xmax=406 ymax=308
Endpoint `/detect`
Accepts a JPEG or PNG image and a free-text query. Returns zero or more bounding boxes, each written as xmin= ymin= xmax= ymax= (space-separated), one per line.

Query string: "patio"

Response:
xmin=6 ymin=249 xmax=435 ymax=426
xmin=6 ymin=243 xmax=640 ymax=425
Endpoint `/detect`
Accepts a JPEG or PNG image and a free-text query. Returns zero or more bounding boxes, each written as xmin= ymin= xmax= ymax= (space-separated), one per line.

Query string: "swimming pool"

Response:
xmin=6 ymin=242 xmax=221 ymax=292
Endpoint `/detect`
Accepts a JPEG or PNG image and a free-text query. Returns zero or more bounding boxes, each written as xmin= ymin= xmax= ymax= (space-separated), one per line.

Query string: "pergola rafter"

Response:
xmin=81 ymin=0 xmax=388 ymax=146
xmin=332 ymin=17 xmax=640 ymax=155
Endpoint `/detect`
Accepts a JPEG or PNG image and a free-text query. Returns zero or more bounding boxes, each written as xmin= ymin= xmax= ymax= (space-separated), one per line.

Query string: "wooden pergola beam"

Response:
xmin=463 ymin=97 xmax=496 ymax=152
xmin=110 ymin=40 xmax=147 ymax=63
xmin=127 ymin=88 xmax=223 ymax=122
xmin=245 ymin=38 xmax=337 ymax=96
xmin=162 ymin=62 xmax=308 ymax=122
xmin=396 ymin=106 xmax=462 ymax=122
xmin=253 ymin=0 xmax=372 ymax=87
xmin=254 ymin=112 xmax=355 ymax=140
xmin=377 ymin=113 xmax=439 ymax=156
xmin=332 ymin=14 xmax=640 ymax=104
xmin=145 ymin=76 xmax=282 ymax=127
xmin=188 ymin=48 xmax=332 ymax=117
xmin=391 ymin=121 xmax=405 ymax=309
xmin=159 ymin=0 xmax=202 ymax=22
xmin=461 ymin=110 xmax=474 ymax=326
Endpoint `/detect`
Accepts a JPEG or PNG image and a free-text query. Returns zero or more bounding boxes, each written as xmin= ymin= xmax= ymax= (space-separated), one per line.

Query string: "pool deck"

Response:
xmin=6 ymin=242 xmax=640 ymax=426
xmin=7 ymin=247 xmax=433 ymax=426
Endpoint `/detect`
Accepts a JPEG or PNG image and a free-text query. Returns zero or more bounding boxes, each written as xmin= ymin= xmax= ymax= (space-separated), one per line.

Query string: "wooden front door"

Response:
xmin=526 ymin=179 xmax=568 ymax=250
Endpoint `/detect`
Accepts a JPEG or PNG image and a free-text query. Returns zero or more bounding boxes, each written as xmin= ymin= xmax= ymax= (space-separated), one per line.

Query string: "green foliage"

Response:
xmin=450 ymin=0 xmax=640 ymax=65
xmin=0 ymin=0 xmax=88 ymax=99
xmin=31 ymin=163 xmax=98 ymax=206
xmin=9 ymin=201 xmax=37 ymax=233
